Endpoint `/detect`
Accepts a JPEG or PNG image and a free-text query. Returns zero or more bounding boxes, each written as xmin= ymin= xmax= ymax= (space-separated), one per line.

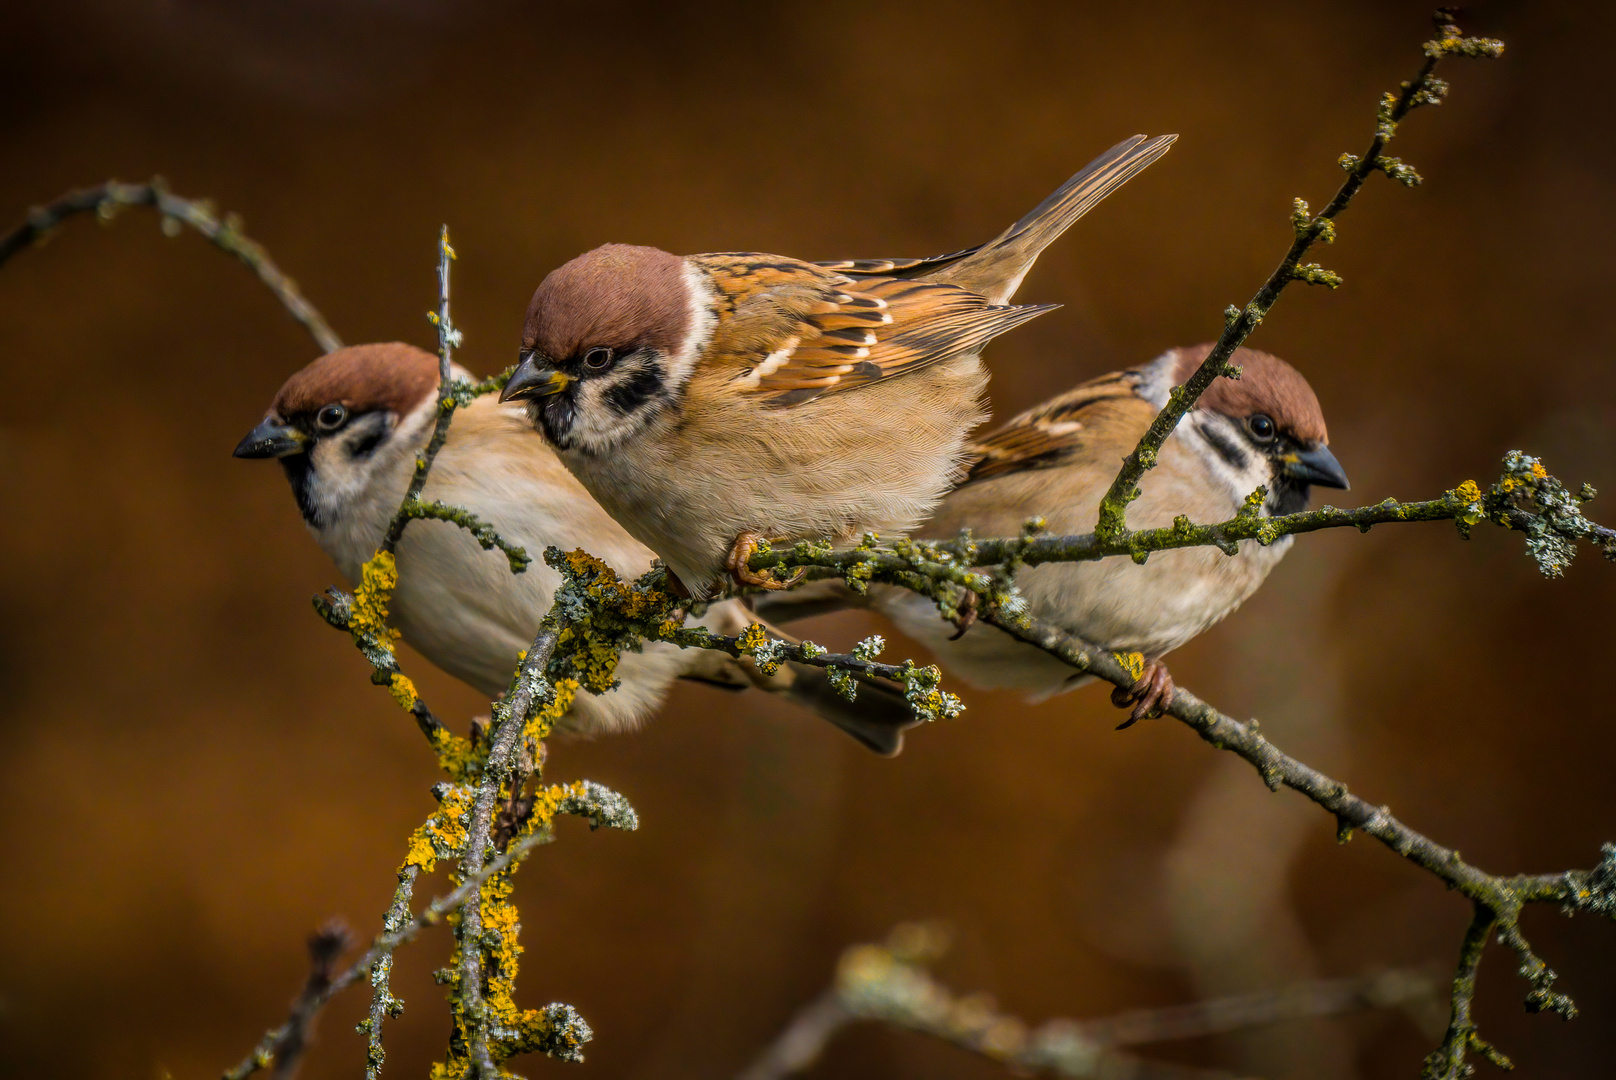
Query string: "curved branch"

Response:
xmin=0 ymin=178 xmax=342 ymax=353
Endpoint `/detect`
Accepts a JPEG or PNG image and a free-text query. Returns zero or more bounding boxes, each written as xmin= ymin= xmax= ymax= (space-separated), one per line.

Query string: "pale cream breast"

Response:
xmin=564 ymin=351 xmax=989 ymax=597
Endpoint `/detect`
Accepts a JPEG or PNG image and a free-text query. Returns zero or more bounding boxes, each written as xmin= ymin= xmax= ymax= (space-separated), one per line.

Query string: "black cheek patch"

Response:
xmin=1202 ymin=423 xmax=1251 ymax=473
xmin=538 ymin=394 xmax=577 ymax=447
xmin=604 ymin=367 xmax=665 ymax=415
xmin=279 ymin=454 xmax=319 ymax=525
xmin=1270 ymin=477 xmax=1312 ymax=515
xmin=349 ymin=430 xmax=385 ymax=458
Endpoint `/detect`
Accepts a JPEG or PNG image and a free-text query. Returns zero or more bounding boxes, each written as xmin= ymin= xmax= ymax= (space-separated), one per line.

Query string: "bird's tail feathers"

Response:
xmin=930 ymin=133 xmax=1177 ymax=304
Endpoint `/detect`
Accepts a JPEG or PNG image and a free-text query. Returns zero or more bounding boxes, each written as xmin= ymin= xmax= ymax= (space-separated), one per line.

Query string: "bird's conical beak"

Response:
xmin=1283 ymin=444 xmax=1350 ymax=490
xmin=233 ymin=417 xmax=309 ymax=459
xmin=500 ymin=353 xmax=573 ymax=402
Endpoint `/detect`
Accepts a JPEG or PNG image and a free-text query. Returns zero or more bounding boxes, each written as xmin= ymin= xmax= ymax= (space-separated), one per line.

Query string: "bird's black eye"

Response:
xmin=582 ymin=346 xmax=615 ymax=372
xmin=1246 ymin=414 xmax=1276 ymax=442
xmin=316 ymin=404 xmax=349 ymax=431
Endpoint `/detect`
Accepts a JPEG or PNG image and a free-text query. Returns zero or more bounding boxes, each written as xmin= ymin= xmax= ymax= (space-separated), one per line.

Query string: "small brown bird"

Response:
xmin=234 ymin=342 xmax=917 ymax=753
xmin=877 ymin=343 xmax=1349 ymax=721
xmin=501 ymin=135 xmax=1176 ymax=600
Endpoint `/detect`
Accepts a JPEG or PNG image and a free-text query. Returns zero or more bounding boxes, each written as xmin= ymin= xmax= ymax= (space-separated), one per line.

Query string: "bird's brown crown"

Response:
xmin=1172 ymin=343 xmax=1328 ymax=444
xmin=522 ymin=243 xmax=692 ymax=362
xmin=272 ymin=342 xmax=440 ymax=419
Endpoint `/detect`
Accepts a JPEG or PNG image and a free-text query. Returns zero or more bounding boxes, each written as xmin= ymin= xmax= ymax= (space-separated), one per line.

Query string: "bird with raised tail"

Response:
xmin=875 ymin=343 xmax=1349 ymax=723
xmin=234 ymin=342 xmax=919 ymax=754
xmin=500 ymin=134 xmax=1177 ymax=600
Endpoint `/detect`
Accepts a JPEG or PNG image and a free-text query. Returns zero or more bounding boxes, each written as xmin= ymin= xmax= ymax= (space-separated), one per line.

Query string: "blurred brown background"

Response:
xmin=2 ymin=2 xmax=1613 ymax=1077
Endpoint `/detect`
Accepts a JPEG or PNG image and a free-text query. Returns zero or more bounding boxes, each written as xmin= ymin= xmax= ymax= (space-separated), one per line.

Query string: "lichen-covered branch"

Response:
xmin=0 ymin=177 xmax=342 ymax=352
xmin=1092 ymin=10 xmax=1503 ymax=541
xmin=224 ymin=233 xmax=634 ymax=1080
xmin=726 ymin=446 xmax=1616 ymax=1077
xmin=361 ymin=866 xmax=419 ymax=1080
xmin=395 ymin=498 xmax=531 ymax=574
xmin=741 ymin=922 xmax=1443 ymax=1080
xmin=220 ymin=787 xmax=636 ymax=1080
xmin=312 ymin=228 xmax=526 ymax=752
xmin=666 ymin=622 xmax=963 ymax=722
xmin=749 ymin=456 xmax=1613 ymax=589
xmin=448 ymin=608 xmax=567 ymax=1076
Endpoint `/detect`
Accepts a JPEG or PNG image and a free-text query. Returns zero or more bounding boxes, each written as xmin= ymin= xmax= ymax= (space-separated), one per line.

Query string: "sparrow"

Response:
xmin=877 ymin=343 xmax=1350 ymax=722
xmin=233 ymin=342 xmax=918 ymax=754
xmin=499 ymin=135 xmax=1176 ymax=601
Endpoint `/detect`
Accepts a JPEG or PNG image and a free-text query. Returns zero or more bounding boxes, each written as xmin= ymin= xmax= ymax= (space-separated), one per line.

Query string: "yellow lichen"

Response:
xmin=561 ymin=548 xmax=666 ymax=617
xmin=388 ymin=672 xmax=419 ymax=711
xmin=350 ymin=550 xmax=399 ymax=642
xmin=1453 ymin=480 xmax=1483 ymax=504
xmin=1531 ymin=461 xmax=1548 ymax=479
xmin=428 ymin=726 xmax=479 ymax=784
xmin=736 ymin=622 xmax=769 ymax=654
xmin=428 ymin=779 xmax=595 ymax=1077
xmin=524 ymin=678 xmax=578 ymax=742
xmin=1113 ymin=651 xmax=1146 ymax=681
xmin=556 ymin=628 xmax=620 ymax=694
xmin=402 ymin=785 xmax=474 ymax=873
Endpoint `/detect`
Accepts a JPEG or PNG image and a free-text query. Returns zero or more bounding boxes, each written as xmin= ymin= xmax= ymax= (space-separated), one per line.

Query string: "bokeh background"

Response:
xmin=2 ymin=2 xmax=1613 ymax=1077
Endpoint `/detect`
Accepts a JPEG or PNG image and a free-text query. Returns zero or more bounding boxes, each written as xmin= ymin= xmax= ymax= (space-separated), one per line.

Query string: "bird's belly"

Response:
xmin=1023 ymin=540 xmax=1290 ymax=657
xmin=881 ymin=538 xmax=1291 ymax=702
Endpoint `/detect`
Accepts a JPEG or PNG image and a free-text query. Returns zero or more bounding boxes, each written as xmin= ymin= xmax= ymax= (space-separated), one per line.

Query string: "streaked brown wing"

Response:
xmin=964 ymin=370 xmax=1152 ymax=483
xmin=694 ymin=254 xmax=1054 ymax=407
xmin=813 ymin=246 xmax=979 ymax=280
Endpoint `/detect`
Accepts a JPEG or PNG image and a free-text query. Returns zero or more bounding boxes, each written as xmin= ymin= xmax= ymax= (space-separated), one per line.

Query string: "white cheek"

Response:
xmin=1181 ymin=413 xmax=1272 ymax=504
xmin=664 ymin=261 xmax=716 ymax=391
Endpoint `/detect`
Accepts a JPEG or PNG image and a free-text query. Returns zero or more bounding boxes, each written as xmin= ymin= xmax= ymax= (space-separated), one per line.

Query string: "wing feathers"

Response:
xmin=697 ymin=252 xmax=1053 ymax=406
xmin=964 ymin=371 xmax=1151 ymax=483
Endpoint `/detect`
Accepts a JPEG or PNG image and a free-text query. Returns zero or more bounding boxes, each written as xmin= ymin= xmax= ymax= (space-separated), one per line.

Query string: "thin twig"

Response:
xmin=361 ymin=866 xmax=420 ymax=1080
xmin=962 ymin=603 xmax=1610 ymax=1080
xmin=1091 ymin=11 xmax=1502 ymax=541
xmin=742 ymin=924 xmax=1440 ymax=1080
xmin=737 ymin=992 xmax=852 ymax=1080
xmin=269 ymin=922 xmax=352 ymax=1080
xmin=222 ymin=825 xmax=558 ymax=1080
xmin=1421 ymin=909 xmax=1510 ymax=1078
xmin=0 ymin=178 xmax=341 ymax=352
xmin=382 ymin=225 xmax=463 ymax=556
xmin=395 ymin=497 xmax=530 ymax=574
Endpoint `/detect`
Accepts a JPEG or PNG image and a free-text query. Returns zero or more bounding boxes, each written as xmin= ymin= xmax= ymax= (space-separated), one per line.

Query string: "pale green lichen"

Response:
xmin=898 ymin=661 xmax=964 ymax=722
xmin=735 ymin=622 xmax=788 ymax=676
xmin=852 ymin=635 xmax=886 ymax=662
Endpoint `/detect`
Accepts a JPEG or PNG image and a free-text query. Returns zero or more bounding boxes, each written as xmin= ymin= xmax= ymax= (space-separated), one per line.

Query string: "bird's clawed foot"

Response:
xmin=1111 ymin=659 xmax=1175 ymax=729
xmin=726 ymin=532 xmax=806 ymax=592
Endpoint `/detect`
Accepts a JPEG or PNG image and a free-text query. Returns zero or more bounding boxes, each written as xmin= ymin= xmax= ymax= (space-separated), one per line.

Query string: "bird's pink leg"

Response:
xmin=725 ymin=532 xmax=806 ymax=592
xmin=1110 ymin=659 xmax=1175 ymax=729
